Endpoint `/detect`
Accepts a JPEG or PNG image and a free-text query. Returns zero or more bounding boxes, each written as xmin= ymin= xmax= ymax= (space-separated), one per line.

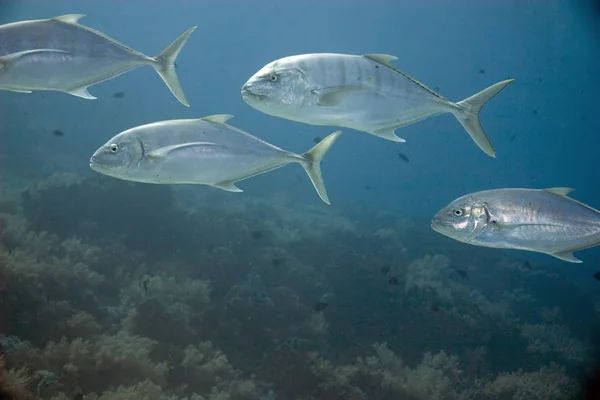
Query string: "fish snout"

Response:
xmin=241 ymin=81 xmax=267 ymax=101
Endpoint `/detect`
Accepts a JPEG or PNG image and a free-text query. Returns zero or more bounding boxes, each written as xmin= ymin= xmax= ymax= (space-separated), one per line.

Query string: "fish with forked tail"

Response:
xmin=90 ymin=115 xmax=342 ymax=205
xmin=0 ymin=14 xmax=196 ymax=106
xmin=242 ymin=53 xmax=513 ymax=157
xmin=431 ymin=187 xmax=600 ymax=263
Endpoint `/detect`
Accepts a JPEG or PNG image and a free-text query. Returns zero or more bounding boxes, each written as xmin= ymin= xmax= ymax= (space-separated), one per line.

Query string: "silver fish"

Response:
xmin=241 ymin=53 xmax=514 ymax=157
xmin=431 ymin=187 xmax=600 ymax=263
xmin=0 ymin=14 xmax=196 ymax=106
xmin=89 ymin=114 xmax=342 ymax=205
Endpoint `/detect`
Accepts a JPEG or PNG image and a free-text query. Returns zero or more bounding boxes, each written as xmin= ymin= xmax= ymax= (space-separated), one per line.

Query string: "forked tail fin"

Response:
xmin=151 ymin=26 xmax=197 ymax=107
xmin=300 ymin=131 xmax=343 ymax=205
xmin=452 ymin=79 xmax=514 ymax=158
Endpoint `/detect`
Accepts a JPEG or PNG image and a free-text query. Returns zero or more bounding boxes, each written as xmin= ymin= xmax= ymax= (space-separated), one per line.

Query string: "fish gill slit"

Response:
xmin=137 ymin=137 xmax=146 ymax=166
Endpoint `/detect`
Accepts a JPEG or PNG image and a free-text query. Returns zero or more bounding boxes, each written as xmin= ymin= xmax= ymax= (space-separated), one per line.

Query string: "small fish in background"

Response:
xmin=0 ymin=14 xmax=196 ymax=106
xmin=271 ymin=257 xmax=282 ymax=267
xmin=242 ymin=52 xmax=514 ymax=157
xmin=432 ymin=187 xmax=600 ymax=263
xmin=455 ymin=269 xmax=468 ymax=279
xmin=532 ymin=109 xmax=538 ymax=115
xmin=142 ymin=278 xmax=149 ymax=292
xmin=89 ymin=115 xmax=343 ymax=205
xmin=314 ymin=301 xmax=328 ymax=312
xmin=593 ymin=271 xmax=600 ymax=281
xmin=112 ymin=91 xmax=125 ymax=99
xmin=397 ymin=151 xmax=410 ymax=163
xmin=380 ymin=265 xmax=391 ymax=275
xmin=478 ymin=69 xmax=486 ymax=74
xmin=365 ymin=185 xmax=372 ymax=190
xmin=388 ymin=276 xmax=399 ymax=286
xmin=52 ymin=129 xmax=64 ymax=137
xmin=509 ymin=134 xmax=516 ymax=142
xmin=313 ymin=136 xmax=322 ymax=144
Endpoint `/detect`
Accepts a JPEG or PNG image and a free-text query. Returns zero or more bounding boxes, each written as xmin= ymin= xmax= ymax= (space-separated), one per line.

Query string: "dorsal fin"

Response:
xmin=363 ymin=54 xmax=398 ymax=67
xmin=544 ymin=187 xmax=575 ymax=197
xmin=201 ymin=114 xmax=234 ymax=125
xmin=52 ymin=14 xmax=86 ymax=25
xmin=362 ymin=53 xmax=446 ymax=100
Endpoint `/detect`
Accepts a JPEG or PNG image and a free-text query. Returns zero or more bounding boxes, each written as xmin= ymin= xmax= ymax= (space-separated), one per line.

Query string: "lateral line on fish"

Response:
xmin=53 ymin=15 xmax=148 ymax=59
xmin=363 ymin=54 xmax=448 ymax=101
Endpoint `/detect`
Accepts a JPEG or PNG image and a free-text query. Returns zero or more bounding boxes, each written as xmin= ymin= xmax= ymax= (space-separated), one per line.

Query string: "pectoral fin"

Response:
xmin=551 ymin=251 xmax=582 ymax=263
xmin=8 ymin=89 xmax=32 ymax=94
xmin=0 ymin=49 xmax=70 ymax=67
xmin=313 ymin=86 xmax=378 ymax=107
xmin=146 ymin=142 xmax=221 ymax=161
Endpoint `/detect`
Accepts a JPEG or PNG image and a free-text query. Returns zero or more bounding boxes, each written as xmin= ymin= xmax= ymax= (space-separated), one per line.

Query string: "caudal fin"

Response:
xmin=151 ymin=26 xmax=197 ymax=107
xmin=452 ymin=79 xmax=514 ymax=158
xmin=300 ymin=131 xmax=343 ymax=205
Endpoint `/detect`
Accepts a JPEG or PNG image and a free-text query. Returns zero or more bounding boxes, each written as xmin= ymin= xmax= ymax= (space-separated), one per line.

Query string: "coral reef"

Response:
xmin=0 ymin=173 xmax=598 ymax=399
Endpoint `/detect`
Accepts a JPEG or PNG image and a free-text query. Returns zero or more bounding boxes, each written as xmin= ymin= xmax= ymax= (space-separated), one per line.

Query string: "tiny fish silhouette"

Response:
xmin=455 ymin=269 xmax=468 ymax=279
xmin=532 ymin=109 xmax=538 ymax=115
xmin=314 ymin=301 xmax=328 ymax=311
xmin=53 ymin=129 xmax=64 ymax=137
xmin=388 ymin=276 xmax=399 ymax=285
xmin=594 ymin=271 xmax=600 ymax=281
xmin=478 ymin=69 xmax=486 ymax=74
xmin=380 ymin=265 xmax=391 ymax=275
xmin=509 ymin=134 xmax=516 ymax=142
xmin=397 ymin=151 xmax=410 ymax=163
xmin=142 ymin=278 xmax=149 ymax=292
xmin=271 ymin=257 xmax=282 ymax=267
xmin=113 ymin=91 xmax=125 ymax=98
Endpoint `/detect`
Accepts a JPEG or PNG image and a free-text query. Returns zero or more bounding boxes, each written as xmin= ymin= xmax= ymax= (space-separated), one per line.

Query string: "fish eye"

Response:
xmin=269 ymin=73 xmax=278 ymax=82
xmin=453 ymin=208 xmax=464 ymax=217
xmin=109 ymin=143 xmax=119 ymax=153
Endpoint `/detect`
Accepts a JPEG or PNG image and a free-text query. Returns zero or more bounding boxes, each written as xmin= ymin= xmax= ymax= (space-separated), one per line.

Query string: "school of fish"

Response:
xmin=2 ymin=13 xmax=599 ymax=263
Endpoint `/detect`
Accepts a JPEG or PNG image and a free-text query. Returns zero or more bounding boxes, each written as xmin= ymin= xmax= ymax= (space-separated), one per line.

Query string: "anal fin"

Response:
xmin=551 ymin=251 xmax=582 ymax=263
xmin=213 ymin=181 xmax=243 ymax=193
xmin=371 ymin=128 xmax=406 ymax=143
xmin=67 ymin=86 xmax=96 ymax=100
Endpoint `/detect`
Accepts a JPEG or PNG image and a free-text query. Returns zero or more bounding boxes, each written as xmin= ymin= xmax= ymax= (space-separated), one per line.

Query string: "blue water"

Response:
xmin=1 ymin=1 xmax=600 ymax=399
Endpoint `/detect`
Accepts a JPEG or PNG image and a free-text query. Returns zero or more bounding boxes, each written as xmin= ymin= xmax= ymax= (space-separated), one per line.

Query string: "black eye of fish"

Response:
xmin=269 ymin=74 xmax=278 ymax=82
xmin=454 ymin=209 xmax=463 ymax=216
xmin=110 ymin=144 xmax=119 ymax=153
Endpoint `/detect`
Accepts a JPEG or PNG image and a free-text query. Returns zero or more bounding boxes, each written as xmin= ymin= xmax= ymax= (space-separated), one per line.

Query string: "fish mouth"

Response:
xmin=430 ymin=216 xmax=448 ymax=232
xmin=241 ymin=84 xmax=267 ymax=101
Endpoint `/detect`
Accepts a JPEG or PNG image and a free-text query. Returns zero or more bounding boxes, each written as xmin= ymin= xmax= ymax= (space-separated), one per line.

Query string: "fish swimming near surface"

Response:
xmin=89 ymin=115 xmax=342 ymax=204
xmin=241 ymin=53 xmax=514 ymax=157
xmin=431 ymin=187 xmax=600 ymax=263
xmin=0 ymin=14 xmax=196 ymax=106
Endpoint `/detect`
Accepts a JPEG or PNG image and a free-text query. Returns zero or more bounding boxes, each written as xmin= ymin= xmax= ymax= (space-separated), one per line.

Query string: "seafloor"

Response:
xmin=0 ymin=173 xmax=599 ymax=399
